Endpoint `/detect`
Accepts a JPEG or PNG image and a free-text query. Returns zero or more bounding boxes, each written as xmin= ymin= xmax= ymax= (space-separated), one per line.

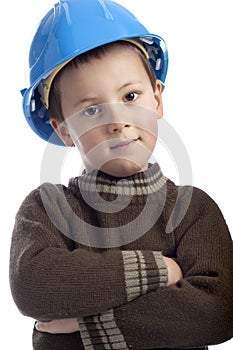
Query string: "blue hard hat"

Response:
xmin=21 ymin=0 xmax=169 ymax=145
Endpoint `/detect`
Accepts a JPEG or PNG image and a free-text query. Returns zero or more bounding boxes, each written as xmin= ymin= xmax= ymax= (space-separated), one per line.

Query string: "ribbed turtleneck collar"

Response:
xmin=68 ymin=163 xmax=167 ymax=197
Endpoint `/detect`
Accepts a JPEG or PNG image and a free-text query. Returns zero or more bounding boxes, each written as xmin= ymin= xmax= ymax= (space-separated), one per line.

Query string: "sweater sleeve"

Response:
xmin=77 ymin=187 xmax=233 ymax=349
xmin=9 ymin=185 xmax=168 ymax=321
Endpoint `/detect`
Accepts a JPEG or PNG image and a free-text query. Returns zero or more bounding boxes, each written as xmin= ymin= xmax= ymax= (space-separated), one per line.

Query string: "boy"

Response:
xmin=10 ymin=0 xmax=233 ymax=349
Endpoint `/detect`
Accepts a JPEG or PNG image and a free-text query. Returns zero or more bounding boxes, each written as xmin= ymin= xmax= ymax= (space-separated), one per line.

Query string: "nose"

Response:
xmin=105 ymin=103 xmax=131 ymax=133
xmin=107 ymin=121 xmax=130 ymax=133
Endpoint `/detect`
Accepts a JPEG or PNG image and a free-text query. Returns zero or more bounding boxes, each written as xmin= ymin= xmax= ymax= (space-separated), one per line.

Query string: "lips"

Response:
xmin=110 ymin=138 xmax=138 ymax=149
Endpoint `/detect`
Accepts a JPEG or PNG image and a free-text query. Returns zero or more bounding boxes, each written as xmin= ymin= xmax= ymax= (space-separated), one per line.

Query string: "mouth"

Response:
xmin=110 ymin=138 xmax=139 ymax=150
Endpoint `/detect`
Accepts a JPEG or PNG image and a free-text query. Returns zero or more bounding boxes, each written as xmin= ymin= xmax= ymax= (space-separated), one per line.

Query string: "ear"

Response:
xmin=153 ymin=80 xmax=164 ymax=119
xmin=50 ymin=119 xmax=74 ymax=147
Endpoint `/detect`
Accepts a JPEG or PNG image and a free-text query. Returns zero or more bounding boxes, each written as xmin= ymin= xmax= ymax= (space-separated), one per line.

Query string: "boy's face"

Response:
xmin=51 ymin=46 xmax=163 ymax=177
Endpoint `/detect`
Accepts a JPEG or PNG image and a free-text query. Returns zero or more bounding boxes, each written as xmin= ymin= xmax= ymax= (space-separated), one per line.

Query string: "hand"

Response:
xmin=35 ymin=318 xmax=80 ymax=334
xmin=162 ymin=256 xmax=183 ymax=286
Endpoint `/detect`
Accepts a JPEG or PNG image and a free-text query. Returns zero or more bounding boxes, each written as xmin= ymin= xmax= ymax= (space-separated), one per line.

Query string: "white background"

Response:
xmin=1 ymin=0 xmax=232 ymax=348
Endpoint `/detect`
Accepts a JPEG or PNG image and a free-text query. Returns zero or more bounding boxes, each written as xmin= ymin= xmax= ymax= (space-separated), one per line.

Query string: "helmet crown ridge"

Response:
xmin=29 ymin=0 xmax=147 ymax=84
xmin=22 ymin=0 xmax=168 ymax=145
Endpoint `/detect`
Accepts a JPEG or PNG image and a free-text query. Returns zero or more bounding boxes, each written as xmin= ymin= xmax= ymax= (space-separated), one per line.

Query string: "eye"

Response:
xmin=83 ymin=105 xmax=101 ymax=117
xmin=124 ymin=92 xmax=139 ymax=102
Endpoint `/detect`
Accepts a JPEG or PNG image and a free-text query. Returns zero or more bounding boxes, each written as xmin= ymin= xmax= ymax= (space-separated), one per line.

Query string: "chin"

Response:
xmin=100 ymin=159 xmax=148 ymax=177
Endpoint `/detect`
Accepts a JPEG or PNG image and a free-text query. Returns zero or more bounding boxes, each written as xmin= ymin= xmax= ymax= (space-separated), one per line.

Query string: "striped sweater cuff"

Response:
xmin=78 ymin=309 xmax=129 ymax=350
xmin=122 ymin=250 xmax=168 ymax=301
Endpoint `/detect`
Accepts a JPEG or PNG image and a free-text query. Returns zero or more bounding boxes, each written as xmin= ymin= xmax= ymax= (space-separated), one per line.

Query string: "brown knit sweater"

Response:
xmin=9 ymin=163 xmax=233 ymax=350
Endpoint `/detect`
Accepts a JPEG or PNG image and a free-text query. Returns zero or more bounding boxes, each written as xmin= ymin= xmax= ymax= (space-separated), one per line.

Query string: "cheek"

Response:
xmin=141 ymin=127 xmax=158 ymax=150
xmin=136 ymin=109 xmax=158 ymax=140
xmin=138 ymin=112 xmax=158 ymax=152
xmin=75 ymin=128 xmax=102 ymax=154
xmin=145 ymin=118 xmax=158 ymax=134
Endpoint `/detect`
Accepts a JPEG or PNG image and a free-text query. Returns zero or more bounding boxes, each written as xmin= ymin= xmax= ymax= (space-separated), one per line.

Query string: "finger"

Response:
xmin=35 ymin=321 xmax=48 ymax=333
xmin=35 ymin=322 xmax=40 ymax=331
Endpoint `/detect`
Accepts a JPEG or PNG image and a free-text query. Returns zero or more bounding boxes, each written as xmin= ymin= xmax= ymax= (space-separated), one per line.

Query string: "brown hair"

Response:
xmin=48 ymin=40 xmax=156 ymax=122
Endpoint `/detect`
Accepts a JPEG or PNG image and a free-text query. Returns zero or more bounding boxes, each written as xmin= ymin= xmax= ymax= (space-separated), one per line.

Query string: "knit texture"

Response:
xmin=9 ymin=163 xmax=233 ymax=350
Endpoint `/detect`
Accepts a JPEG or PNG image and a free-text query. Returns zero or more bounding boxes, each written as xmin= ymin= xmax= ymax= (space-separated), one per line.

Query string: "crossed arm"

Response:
xmin=35 ymin=256 xmax=182 ymax=334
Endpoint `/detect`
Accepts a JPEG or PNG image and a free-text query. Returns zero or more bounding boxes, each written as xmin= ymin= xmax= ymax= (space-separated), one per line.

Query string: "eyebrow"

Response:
xmin=73 ymin=96 xmax=100 ymax=109
xmin=117 ymin=81 xmax=143 ymax=92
